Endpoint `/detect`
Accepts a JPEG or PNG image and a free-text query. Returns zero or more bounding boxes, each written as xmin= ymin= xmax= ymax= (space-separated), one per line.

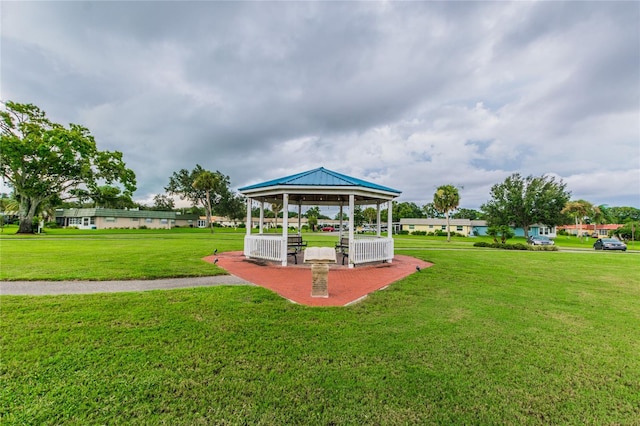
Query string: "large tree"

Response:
xmin=193 ymin=170 xmax=221 ymax=232
xmin=165 ymin=165 xmax=232 ymax=226
xmin=394 ymin=202 xmax=424 ymax=220
xmin=0 ymin=101 xmax=136 ymax=233
xmin=481 ymin=173 xmax=570 ymax=238
xmin=608 ymin=206 xmax=640 ymax=224
xmin=422 ymin=202 xmax=444 ymax=218
xmin=152 ymin=194 xmax=175 ymax=211
xmin=452 ymin=208 xmax=484 ymax=220
xmin=433 ymin=184 xmax=460 ymax=242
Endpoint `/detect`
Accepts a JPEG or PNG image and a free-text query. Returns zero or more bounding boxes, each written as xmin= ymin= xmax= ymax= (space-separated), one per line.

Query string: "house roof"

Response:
xmin=56 ymin=208 xmax=176 ymax=219
xmin=238 ymin=167 xmax=401 ymax=205
xmin=399 ymin=218 xmax=487 ymax=226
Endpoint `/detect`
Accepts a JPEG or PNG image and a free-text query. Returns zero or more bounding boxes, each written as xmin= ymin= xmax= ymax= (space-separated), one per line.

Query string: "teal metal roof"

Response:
xmin=238 ymin=167 xmax=401 ymax=194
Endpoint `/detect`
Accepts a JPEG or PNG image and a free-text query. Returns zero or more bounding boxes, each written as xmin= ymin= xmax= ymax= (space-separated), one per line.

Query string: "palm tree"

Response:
xmin=433 ymin=184 xmax=460 ymax=242
xmin=192 ymin=171 xmax=219 ymax=233
xmin=561 ymin=199 xmax=593 ymax=240
xmin=271 ymin=201 xmax=282 ymax=232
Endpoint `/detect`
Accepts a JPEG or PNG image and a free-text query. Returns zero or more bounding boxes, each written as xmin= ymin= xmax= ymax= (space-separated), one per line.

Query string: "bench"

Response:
xmin=335 ymin=237 xmax=349 ymax=265
xmin=287 ymin=235 xmax=307 ymax=264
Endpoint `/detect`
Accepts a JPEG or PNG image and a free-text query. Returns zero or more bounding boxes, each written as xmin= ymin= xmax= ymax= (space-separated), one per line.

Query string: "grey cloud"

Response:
xmin=1 ymin=1 xmax=638 ymax=208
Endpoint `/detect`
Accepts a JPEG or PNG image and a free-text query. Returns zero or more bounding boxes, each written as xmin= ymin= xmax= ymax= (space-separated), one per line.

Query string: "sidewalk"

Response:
xmin=0 ymin=275 xmax=252 ymax=296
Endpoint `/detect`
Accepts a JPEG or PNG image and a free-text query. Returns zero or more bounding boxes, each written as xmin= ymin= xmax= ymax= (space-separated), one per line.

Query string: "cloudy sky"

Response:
xmin=2 ymin=1 xmax=639 ymax=210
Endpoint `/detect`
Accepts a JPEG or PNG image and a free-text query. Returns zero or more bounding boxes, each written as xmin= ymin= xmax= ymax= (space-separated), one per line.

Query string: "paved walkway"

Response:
xmin=1 ymin=252 xmax=432 ymax=306
xmin=0 ymin=275 xmax=252 ymax=296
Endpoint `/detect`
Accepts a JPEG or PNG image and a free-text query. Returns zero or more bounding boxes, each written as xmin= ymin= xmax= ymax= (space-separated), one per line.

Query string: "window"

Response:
xmin=197 ymin=219 xmax=206 ymax=228
xmin=428 ymin=225 xmax=433 ymax=228
xmin=68 ymin=217 xmax=81 ymax=225
xmin=105 ymin=217 xmax=116 ymax=222
xmin=131 ymin=218 xmax=139 ymax=222
xmin=146 ymin=218 xmax=153 ymax=223
xmin=409 ymin=225 xmax=415 ymax=230
xmin=456 ymin=226 xmax=463 ymax=231
xmin=160 ymin=219 xmax=168 ymax=224
xmin=90 ymin=217 xmax=95 ymax=225
xmin=441 ymin=225 xmax=446 ymax=230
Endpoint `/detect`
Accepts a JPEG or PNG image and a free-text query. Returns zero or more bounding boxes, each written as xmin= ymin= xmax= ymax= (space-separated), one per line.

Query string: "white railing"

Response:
xmin=352 ymin=237 xmax=394 ymax=265
xmin=244 ymin=234 xmax=394 ymax=266
xmin=244 ymin=235 xmax=284 ymax=262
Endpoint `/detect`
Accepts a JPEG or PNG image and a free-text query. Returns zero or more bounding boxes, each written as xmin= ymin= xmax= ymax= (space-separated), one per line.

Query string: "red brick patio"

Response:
xmin=203 ymin=251 xmax=432 ymax=307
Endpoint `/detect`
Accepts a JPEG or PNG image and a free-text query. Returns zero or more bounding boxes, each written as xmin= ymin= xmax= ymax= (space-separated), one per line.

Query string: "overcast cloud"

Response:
xmin=2 ymin=1 xmax=639 ymax=210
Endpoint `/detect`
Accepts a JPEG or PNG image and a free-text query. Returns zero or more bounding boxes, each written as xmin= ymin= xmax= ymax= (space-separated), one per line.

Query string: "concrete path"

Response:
xmin=0 ymin=275 xmax=253 ymax=296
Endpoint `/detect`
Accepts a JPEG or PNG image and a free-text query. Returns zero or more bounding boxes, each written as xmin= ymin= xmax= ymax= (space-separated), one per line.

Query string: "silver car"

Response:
xmin=528 ymin=235 xmax=554 ymax=245
xmin=593 ymin=238 xmax=627 ymax=251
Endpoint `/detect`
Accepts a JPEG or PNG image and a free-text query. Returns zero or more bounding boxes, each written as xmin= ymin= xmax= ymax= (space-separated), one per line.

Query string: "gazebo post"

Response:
xmin=281 ymin=194 xmax=289 ymax=266
xmin=387 ymin=200 xmax=393 ymax=238
xmin=348 ymin=194 xmax=355 ymax=268
xmin=259 ymin=201 xmax=264 ymax=234
xmin=245 ymin=198 xmax=252 ymax=235
xmin=339 ymin=203 xmax=344 ymax=238
xmin=297 ymin=203 xmax=302 ymax=234
xmin=387 ymin=200 xmax=393 ymax=263
xmin=376 ymin=202 xmax=381 ymax=237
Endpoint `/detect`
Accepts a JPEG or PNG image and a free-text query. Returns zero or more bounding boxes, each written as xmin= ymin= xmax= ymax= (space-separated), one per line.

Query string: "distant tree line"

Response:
xmin=2 ymin=101 xmax=638 ymax=235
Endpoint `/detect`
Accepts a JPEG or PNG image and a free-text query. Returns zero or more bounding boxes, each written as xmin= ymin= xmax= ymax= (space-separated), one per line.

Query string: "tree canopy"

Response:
xmin=165 ymin=165 xmax=236 ymax=221
xmin=562 ymin=199 xmax=597 ymax=239
xmin=481 ymin=173 xmax=570 ymax=237
xmin=0 ymin=101 xmax=136 ymax=233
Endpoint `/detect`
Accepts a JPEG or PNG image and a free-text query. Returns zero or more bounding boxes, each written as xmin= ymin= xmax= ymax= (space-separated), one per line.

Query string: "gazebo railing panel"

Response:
xmin=352 ymin=237 xmax=394 ymax=265
xmin=244 ymin=235 xmax=284 ymax=262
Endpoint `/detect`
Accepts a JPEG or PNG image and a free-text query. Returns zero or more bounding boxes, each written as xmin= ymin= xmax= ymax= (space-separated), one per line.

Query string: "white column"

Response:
xmin=298 ymin=203 xmax=302 ymax=234
xmin=246 ymin=198 xmax=252 ymax=235
xmin=282 ymin=194 xmax=289 ymax=266
xmin=259 ymin=201 xmax=264 ymax=234
xmin=339 ymin=203 xmax=344 ymax=238
xmin=376 ymin=202 xmax=381 ymax=236
xmin=387 ymin=200 xmax=393 ymax=237
xmin=348 ymin=194 xmax=355 ymax=268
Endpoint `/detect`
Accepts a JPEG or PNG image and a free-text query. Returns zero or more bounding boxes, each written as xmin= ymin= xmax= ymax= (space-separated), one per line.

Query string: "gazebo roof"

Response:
xmin=238 ymin=167 xmax=401 ymax=205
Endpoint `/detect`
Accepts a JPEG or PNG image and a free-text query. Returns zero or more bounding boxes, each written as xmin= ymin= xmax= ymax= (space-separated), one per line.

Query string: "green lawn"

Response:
xmin=1 ymin=229 xmax=639 ymax=424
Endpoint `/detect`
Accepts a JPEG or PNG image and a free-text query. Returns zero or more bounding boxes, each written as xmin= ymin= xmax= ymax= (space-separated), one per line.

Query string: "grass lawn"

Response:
xmin=1 ymin=229 xmax=639 ymax=424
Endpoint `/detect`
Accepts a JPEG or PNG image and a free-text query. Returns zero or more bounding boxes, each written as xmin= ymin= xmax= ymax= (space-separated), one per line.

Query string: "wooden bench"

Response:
xmin=287 ymin=235 xmax=307 ymax=264
xmin=335 ymin=237 xmax=349 ymax=265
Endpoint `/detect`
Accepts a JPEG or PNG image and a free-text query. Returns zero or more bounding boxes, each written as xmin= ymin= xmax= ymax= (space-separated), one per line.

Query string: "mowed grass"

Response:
xmin=1 ymin=229 xmax=639 ymax=424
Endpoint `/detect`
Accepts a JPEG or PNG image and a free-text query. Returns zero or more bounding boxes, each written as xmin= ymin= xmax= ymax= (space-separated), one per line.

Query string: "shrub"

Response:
xmin=411 ymin=231 xmax=427 ymax=236
xmin=474 ymin=242 xmax=533 ymax=251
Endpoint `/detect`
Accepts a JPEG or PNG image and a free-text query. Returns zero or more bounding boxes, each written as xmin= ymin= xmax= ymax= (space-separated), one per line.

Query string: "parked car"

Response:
xmin=527 ymin=235 xmax=554 ymax=245
xmin=593 ymin=238 xmax=627 ymax=251
xmin=321 ymin=226 xmax=334 ymax=232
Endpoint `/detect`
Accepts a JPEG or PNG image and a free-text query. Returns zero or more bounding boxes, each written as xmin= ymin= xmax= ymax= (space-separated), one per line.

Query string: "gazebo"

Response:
xmin=238 ymin=167 xmax=401 ymax=268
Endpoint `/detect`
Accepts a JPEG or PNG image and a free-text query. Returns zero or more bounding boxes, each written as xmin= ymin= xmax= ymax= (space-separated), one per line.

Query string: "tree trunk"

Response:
xmin=445 ymin=211 xmax=451 ymax=242
xmin=523 ymin=225 xmax=530 ymax=239
xmin=17 ymin=196 xmax=40 ymax=234
xmin=205 ymin=190 xmax=213 ymax=233
xmin=576 ymin=216 xmax=583 ymax=241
